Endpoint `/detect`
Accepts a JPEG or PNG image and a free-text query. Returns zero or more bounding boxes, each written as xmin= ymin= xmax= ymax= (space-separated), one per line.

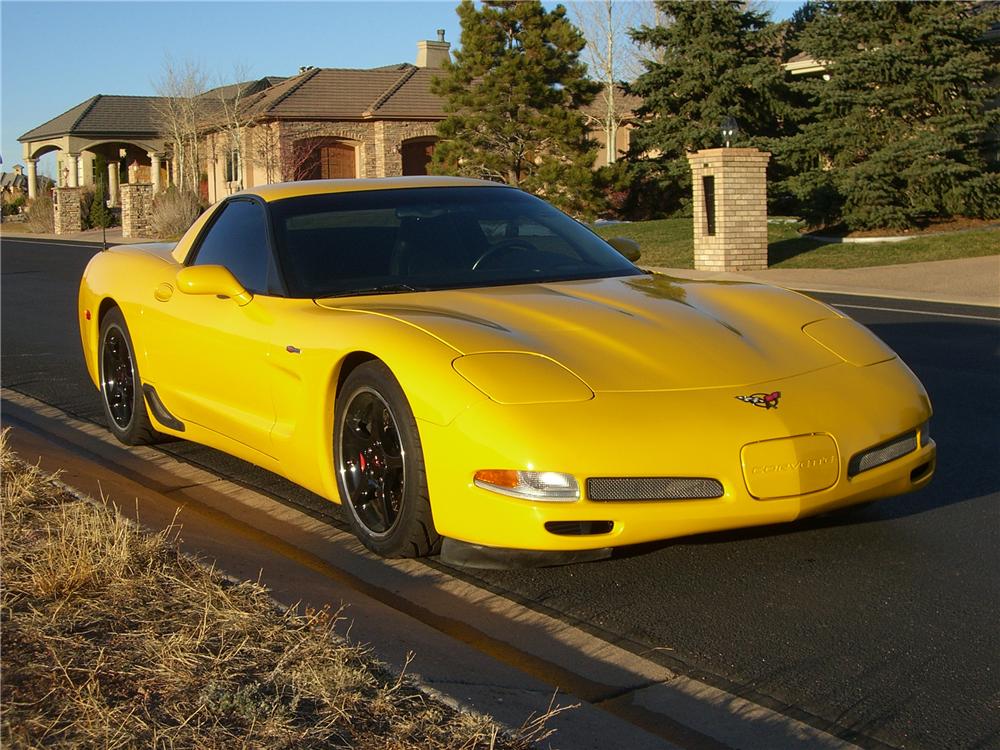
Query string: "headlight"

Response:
xmin=803 ymin=318 xmax=896 ymax=367
xmin=920 ymin=420 xmax=931 ymax=447
xmin=474 ymin=470 xmax=580 ymax=501
xmin=453 ymin=352 xmax=593 ymax=404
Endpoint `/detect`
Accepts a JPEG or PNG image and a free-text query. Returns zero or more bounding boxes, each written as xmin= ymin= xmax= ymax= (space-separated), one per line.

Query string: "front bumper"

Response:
xmin=418 ymin=359 xmax=935 ymax=551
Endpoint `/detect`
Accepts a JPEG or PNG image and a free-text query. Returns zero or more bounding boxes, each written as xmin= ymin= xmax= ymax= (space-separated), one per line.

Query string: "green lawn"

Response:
xmin=593 ymin=218 xmax=999 ymax=269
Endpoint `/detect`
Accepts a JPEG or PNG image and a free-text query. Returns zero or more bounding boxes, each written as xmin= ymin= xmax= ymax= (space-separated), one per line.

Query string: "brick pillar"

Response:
xmin=52 ymin=186 xmax=83 ymax=235
xmin=120 ymin=183 xmax=154 ymax=238
xmin=687 ymin=148 xmax=771 ymax=271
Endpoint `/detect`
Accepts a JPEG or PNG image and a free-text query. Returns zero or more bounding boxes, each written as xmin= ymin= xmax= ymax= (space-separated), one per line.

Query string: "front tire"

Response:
xmin=98 ymin=308 xmax=161 ymax=445
xmin=334 ymin=361 xmax=440 ymax=557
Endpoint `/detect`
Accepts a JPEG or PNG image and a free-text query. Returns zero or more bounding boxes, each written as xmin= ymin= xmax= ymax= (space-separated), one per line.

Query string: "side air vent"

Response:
xmin=848 ymin=430 xmax=918 ymax=477
xmin=587 ymin=477 xmax=724 ymax=502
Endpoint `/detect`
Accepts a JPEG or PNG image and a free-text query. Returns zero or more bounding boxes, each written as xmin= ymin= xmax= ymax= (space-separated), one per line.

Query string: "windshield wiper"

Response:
xmin=319 ymin=283 xmax=426 ymax=298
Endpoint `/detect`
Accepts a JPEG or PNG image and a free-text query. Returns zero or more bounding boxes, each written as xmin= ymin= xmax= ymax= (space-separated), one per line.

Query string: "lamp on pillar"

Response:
xmin=720 ymin=117 xmax=739 ymax=148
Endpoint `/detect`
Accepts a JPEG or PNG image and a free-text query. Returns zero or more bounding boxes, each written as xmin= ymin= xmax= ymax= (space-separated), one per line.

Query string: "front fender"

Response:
xmin=266 ymin=303 xmax=488 ymax=504
xmin=78 ymin=245 xmax=182 ymax=389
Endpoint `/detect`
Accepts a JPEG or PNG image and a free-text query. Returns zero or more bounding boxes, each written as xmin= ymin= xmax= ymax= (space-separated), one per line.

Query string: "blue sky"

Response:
xmin=1 ymin=1 xmax=800 ymax=177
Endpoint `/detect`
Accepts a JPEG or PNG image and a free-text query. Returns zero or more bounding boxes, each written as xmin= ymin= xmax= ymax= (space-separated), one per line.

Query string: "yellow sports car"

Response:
xmin=78 ymin=177 xmax=935 ymax=567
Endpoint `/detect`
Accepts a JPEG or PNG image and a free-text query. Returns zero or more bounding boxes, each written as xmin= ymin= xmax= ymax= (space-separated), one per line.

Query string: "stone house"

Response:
xmin=18 ymin=31 xmax=635 ymax=209
xmin=1 ymin=165 xmax=28 ymax=198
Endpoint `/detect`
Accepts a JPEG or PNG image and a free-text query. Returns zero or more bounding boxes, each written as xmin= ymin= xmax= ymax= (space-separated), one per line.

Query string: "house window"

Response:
xmin=225 ymin=148 xmax=242 ymax=184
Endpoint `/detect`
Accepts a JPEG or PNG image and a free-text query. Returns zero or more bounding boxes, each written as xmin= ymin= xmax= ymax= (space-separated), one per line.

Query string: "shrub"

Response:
xmin=2 ymin=194 xmax=27 ymax=216
xmin=151 ymin=187 xmax=201 ymax=239
xmin=89 ymin=177 xmax=114 ymax=229
xmin=78 ymin=188 xmax=96 ymax=230
xmin=24 ymin=193 xmax=54 ymax=233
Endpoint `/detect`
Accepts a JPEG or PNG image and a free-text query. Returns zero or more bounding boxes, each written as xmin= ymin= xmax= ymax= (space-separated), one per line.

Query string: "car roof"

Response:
xmin=241 ymin=176 xmax=510 ymax=203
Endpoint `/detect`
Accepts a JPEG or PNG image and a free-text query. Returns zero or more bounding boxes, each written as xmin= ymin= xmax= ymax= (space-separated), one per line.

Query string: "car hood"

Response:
xmin=316 ymin=274 xmax=844 ymax=391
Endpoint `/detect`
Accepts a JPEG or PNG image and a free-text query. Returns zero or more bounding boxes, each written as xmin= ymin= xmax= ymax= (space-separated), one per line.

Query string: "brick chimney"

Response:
xmin=416 ymin=29 xmax=450 ymax=68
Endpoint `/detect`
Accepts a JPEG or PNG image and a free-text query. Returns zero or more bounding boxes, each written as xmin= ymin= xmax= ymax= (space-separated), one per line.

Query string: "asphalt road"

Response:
xmin=3 ymin=236 xmax=998 ymax=750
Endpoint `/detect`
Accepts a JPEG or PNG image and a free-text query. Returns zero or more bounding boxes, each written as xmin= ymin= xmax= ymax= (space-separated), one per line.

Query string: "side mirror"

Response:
xmin=606 ymin=237 xmax=641 ymax=263
xmin=176 ymin=265 xmax=253 ymax=306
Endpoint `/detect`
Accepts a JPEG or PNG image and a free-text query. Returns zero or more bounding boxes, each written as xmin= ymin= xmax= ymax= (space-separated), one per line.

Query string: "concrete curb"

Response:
xmin=804 ymin=221 xmax=1000 ymax=244
xmin=804 ymin=234 xmax=912 ymax=244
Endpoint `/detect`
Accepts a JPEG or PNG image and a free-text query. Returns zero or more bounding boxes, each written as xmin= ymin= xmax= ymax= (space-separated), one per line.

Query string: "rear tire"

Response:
xmin=334 ymin=361 xmax=440 ymax=557
xmin=98 ymin=308 xmax=162 ymax=445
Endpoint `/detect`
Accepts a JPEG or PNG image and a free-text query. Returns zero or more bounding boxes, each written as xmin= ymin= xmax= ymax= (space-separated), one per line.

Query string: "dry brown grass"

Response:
xmin=0 ymin=431 xmax=571 ymax=748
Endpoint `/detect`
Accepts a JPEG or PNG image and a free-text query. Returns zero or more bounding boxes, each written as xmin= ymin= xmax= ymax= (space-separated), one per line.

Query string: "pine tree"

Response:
xmin=627 ymin=0 xmax=793 ymax=213
xmin=431 ymin=0 xmax=601 ymax=216
xmin=779 ymin=1 xmax=1000 ymax=230
xmin=89 ymin=155 xmax=114 ymax=229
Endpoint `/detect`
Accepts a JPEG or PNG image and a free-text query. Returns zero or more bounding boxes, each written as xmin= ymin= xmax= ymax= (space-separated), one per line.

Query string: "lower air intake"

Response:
xmin=545 ymin=521 xmax=614 ymax=536
xmin=848 ymin=430 xmax=918 ymax=477
xmin=587 ymin=477 xmax=724 ymax=502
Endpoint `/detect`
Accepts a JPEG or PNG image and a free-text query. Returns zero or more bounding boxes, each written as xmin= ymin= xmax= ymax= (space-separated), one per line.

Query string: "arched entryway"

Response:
xmin=401 ymin=137 xmax=437 ymax=176
xmin=294 ymin=137 xmax=358 ymax=180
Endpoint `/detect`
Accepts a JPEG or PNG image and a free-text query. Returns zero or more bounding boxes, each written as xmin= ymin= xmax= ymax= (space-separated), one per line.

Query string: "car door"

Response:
xmin=145 ymin=197 xmax=282 ymax=457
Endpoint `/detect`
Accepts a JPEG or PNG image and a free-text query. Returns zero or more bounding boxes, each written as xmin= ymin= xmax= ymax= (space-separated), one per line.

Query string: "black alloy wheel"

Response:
xmin=98 ymin=308 xmax=161 ymax=445
xmin=335 ymin=361 xmax=440 ymax=557
xmin=341 ymin=388 xmax=405 ymax=535
xmin=102 ymin=325 xmax=134 ymax=429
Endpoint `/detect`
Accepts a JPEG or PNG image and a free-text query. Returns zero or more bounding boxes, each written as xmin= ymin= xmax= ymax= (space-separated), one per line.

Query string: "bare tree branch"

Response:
xmin=570 ymin=0 xmax=651 ymax=165
xmin=152 ymin=57 xmax=208 ymax=192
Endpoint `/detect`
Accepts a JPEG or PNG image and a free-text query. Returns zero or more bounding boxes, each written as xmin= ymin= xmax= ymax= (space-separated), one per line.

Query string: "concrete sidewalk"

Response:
xmin=649 ymin=254 xmax=1000 ymax=308
xmin=0 ymin=226 xmax=157 ymax=245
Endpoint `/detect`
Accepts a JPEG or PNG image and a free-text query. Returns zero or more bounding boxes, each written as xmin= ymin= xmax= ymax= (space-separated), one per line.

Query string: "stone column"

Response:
xmin=66 ymin=153 xmax=80 ymax=187
xmin=149 ymin=152 xmax=162 ymax=194
xmin=107 ymin=161 xmax=120 ymax=207
xmin=120 ymin=183 xmax=154 ymax=238
xmin=52 ymin=186 xmax=83 ymax=235
xmin=25 ymin=158 xmax=38 ymax=200
xmin=687 ymin=148 xmax=771 ymax=272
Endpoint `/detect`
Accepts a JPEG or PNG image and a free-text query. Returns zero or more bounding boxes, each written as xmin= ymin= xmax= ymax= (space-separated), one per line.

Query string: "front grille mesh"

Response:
xmin=848 ymin=431 xmax=918 ymax=477
xmin=587 ymin=477 xmax=724 ymax=502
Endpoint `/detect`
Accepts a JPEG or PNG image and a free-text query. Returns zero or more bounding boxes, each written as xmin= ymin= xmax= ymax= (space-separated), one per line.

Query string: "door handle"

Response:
xmin=154 ymin=283 xmax=174 ymax=302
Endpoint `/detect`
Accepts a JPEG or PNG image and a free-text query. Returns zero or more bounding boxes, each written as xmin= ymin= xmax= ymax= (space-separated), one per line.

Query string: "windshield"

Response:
xmin=266 ymin=186 xmax=643 ymax=298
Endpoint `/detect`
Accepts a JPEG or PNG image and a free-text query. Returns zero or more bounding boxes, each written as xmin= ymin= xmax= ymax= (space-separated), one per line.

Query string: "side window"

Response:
xmin=191 ymin=200 xmax=271 ymax=293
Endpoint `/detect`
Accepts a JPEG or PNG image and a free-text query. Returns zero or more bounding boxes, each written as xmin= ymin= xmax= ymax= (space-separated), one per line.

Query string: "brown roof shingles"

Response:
xmin=19 ymin=63 xmax=448 ymax=145
xmin=19 ymin=94 xmax=169 ymax=141
xmin=264 ymin=67 xmax=420 ymax=119
xmin=367 ymin=68 xmax=446 ymax=119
